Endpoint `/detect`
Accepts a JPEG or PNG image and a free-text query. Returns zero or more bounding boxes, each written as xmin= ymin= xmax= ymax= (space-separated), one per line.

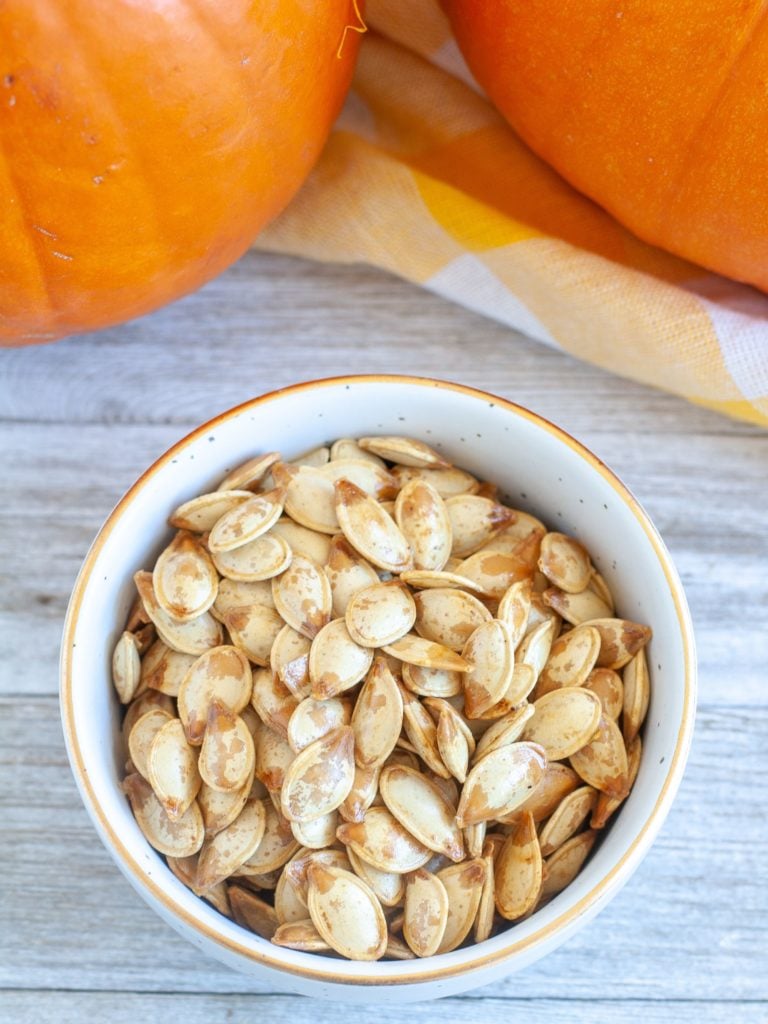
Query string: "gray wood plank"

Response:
xmin=2 ymin=991 xmax=767 ymax=1024
xmin=1 ymin=697 xmax=765 ymax=1001
xmin=0 ymin=251 xmax=759 ymax=440
xmin=1 ymin=419 xmax=764 ymax=702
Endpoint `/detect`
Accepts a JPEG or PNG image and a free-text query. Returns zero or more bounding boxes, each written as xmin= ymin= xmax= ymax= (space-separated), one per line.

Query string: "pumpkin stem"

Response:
xmin=336 ymin=0 xmax=367 ymax=59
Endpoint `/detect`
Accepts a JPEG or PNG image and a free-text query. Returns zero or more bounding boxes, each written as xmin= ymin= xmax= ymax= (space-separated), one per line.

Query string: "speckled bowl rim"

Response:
xmin=60 ymin=374 xmax=696 ymax=988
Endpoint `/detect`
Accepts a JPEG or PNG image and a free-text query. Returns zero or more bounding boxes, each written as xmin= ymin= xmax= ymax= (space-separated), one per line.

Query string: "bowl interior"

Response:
xmin=62 ymin=376 xmax=695 ymax=985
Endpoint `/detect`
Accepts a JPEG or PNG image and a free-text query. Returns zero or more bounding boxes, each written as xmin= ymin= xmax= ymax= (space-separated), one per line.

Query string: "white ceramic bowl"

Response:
xmin=61 ymin=375 xmax=696 ymax=1002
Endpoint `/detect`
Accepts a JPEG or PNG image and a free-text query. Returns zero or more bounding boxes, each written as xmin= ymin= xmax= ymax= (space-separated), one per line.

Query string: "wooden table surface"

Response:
xmin=1 ymin=251 xmax=767 ymax=1023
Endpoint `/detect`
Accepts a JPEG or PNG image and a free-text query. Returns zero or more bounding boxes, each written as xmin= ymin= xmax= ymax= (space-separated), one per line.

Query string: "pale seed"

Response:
xmin=588 ymin=571 xmax=615 ymax=613
xmin=134 ymin=571 xmax=222 ymax=656
xmin=308 ymin=618 xmax=374 ymax=699
xmin=339 ymin=764 xmax=381 ymax=822
xmin=541 ymin=830 xmax=597 ymax=897
xmin=320 ymin=458 xmax=398 ymax=499
xmin=280 ymin=726 xmax=356 ymax=822
xmin=336 ymin=805 xmax=432 ymax=873
xmin=462 ymin=619 xmax=515 ymax=718
xmin=122 ymin=690 xmax=175 ymax=743
xmin=623 ymin=647 xmax=650 ymax=744
xmin=330 ymin=438 xmax=386 ymax=467
xmin=403 ymin=869 xmax=449 ymax=957
xmin=394 ymin=479 xmax=452 ymax=571
xmin=401 ymin=662 xmax=462 ymax=698
xmin=147 ymin=717 xmax=202 ymax=819
xmin=391 ymin=464 xmax=479 ymax=497
xmin=207 ymin=486 xmax=285 ymax=554
xmin=351 ymin=657 xmax=403 ymax=769
xmin=335 ymin=479 xmax=413 ymax=573
xmin=456 ymin=742 xmax=548 ymax=827
xmin=307 ymin=863 xmax=388 ymax=961
xmin=570 ymin=713 xmax=629 ymax=798
xmin=517 ymin=617 xmax=559 ymax=686
xmin=539 ymin=786 xmax=598 ymax=857
xmin=436 ymin=708 xmax=470 ymax=783
xmin=198 ymin=701 xmax=255 ymax=793
xmin=494 ymin=812 xmax=542 ymax=920
xmin=523 ymin=687 xmax=603 ymax=761
xmin=436 ymin=859 xmax=486 ymax=953
xmin=222 ymin=603 xmax=284 ymax=667
xmin=216 ymin=452 xmax=281 ymax=492
xmin=538 ymin=532 xmax=592 ymax=593
xmin=291 ymin=810 xmax=339 ymax=850
xmin=211 ymin=532 xmax=292 ymax=582
xmin=358 ymin=435 xmax=450 ymax=469
xmin=273 ymin=463 xmax=339 ymax=534
xmin=380 ymin=764 xmax=464 ymax=861
xmin=198 ymin=772 xmax=253 ymax=838
xmin=122 ymin=773 xmax=204 ymax=857
xmin=112 ymin=631 xmax=142 ymax=704
xmin=169 ymin=490 xmax=251 ymax=533
xmin=272 ymin=554 xmax=332 ymax=639
xmin=128 ymin=708 xmax=174 ymax=781
xmin=254 ymin=727 xmax=295 ymax=794
xmin=153 ymin=531 xmax=219 ymax=621
xmin=464 ymin=820 xmax=487 ymax=860
xmin=229 ymin=884 xmax=279 ymax=939
xmin=382 ymin=634 xmax=470 ymax=672
xmin=291 ymin=445 xmax=331 ymax=468
xmin=197 ymin=799 xmax=267 ymax=890
xmin=414 ymin=587 xmax=492 ymax=652
xmin=177 ymin=645 xmax=252 ymax=745
xmin=346 ymin=580 xmax=416 ymax=648
xmin=584 ymin=668 xmax=624 ymax=719
xmin=212 ymin=578 xmax=275 ymax=620
xmin=536 ymin=625 xmax=601 ymax=697
xmin=446 ymin=495 xmax=516 ymax=558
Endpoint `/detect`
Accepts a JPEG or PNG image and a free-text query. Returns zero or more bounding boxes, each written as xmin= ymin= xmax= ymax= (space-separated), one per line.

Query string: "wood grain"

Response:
xmin=1 ymin=249 xmax=766 ymax=1016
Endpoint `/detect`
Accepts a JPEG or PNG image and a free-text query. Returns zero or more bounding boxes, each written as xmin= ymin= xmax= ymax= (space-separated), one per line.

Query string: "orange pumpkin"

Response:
xmin=1 ymin=0 xmax=362 ymax=345
xmin=443 ymin=0 xmax=768 ymax=290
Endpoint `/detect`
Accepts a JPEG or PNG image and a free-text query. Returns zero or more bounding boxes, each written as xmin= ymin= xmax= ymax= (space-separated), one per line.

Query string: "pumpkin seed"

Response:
xmin=394 ymin=479 xmax=452 ymax=571
xmin=270 ymin=625 xmax=312 ymax=698
xmin=542 ymin=587 xmax=612 ymax=626
xmin=291 ymin=445 xmax=331 ymax=468
xmin=251 ymin=666 xmax=299 ymax=738
xmin=588 ymin=571 xmax=615 ymax=613
xmin=348 ymin=847 xmax=406 ymax=908
xmin=517 ymin=617 xmax=559 ymax=685
xmin=457 ymin=742 xmax=547 ymax=827
xmin=497 ymin=579 xmax=533 ymax=649
xmin=140 ymin=641 xmax=196 ymax=697
xmin=473 ymin=664 xmax=536 ymax=720
xmin=382 ymin=633 xmax=470 ymax=672
xmin=385 ymin=934 xmax=418 ymax=960
xmin=481 ymin=510 xmax=546 ymax=555
xmin=274 ymin=855 xmax=310 ymax=923
xmin=212 ymin=578 xmax=276 ymax=621
xmin=401 ymin=662 xmax=462 ymax=698
xmin=325 ymin=535 xmax=380 ymax=617
xmin=134 ymin=571 xmax=222 ymax=656
xmin=583 ymin=617 xmax=653 ymax=670
xmin=177 ymin=645 xmax=252 ymax=745
xmin=399 ymin=684 xmax=450 ymax=778
xmin=229 ymin=884 xmax=279 ymax=939
xmin=320 ymin=458 xmax=398 ymax=499
xmin=446 ymin=495 xmax=516 ymax=558
xmin=436 ymin=707 xmax=470 ymax=783
xmin=436 ymin=859 xmax=486 ymax=953
xmin=307 ymin=863 xmax=388 ymax=961
xmin=592 ymin=735 xmax=642 ymax=829
xmin=169 ymin=490 xmax=252 ymax=533
xmin=473 ymin=703 xmax=535 ymax=763
xmin=128 ymin=707 xmax=174 ymax=781
xmin=351 ymin=657 xmax=403 ymax=769
xmin=198 ymin=701 xmax=255 ymax=793
xmin=280 ymin=726 xmax=356 ymax=822
xmin=523 ymin=687 xmax=602 ymax=760
xmin=345 ymin=580 xmax=416 ymax=648
xmin=403 ymin=869 xmax=449 ymax=957
xmin=122 ymin=773 xmax=204 ymax=857
xmin=505 ymin=762 xmax=580 ymax=824
xmin=623 ymin=647 xmax=650 ymax=744
xmin=584 ymin=668 xmax=624 ymax=719
xmin=283 ymin=848 xmax=351 ymax=901
xmin=570 ymin=713 xmax=629 ymax=798
xmin=112 ymin=631 xmax=142 ymax=703
xmin=152 ymin=531 xmax=219 ymax=622
xmin=541 ymin=830 xmax=597 ymax=897
xmin=474 ymin=838 xmax=497 ymax=942
xmin=337 ymin=805 xmax=432 ymax=873
xmin=464 ymin=820 xmax=487 ymax=860
xmin=308 ymin=618 xmax=374 ymax=699
xmin=254 ymin=727 xmax=295 ymax=794
xmin=122 ymin=690 xmax=175 ymax=743
xmin=207 ymin=486 xmax=285 ymax=554
xmin=273 ymin=463 xmax=339 ymax=534
xmin=538 ymin=532 xmax=592 ymax=593
xmin=287 ymin=695 xmax=351 ymax=754
xmin=414 ymin=587 xmax=492 ymax=652
xmin=216 ymin=452 xmax=281 ymax=493
xmin=198 ymin=771 xmax=253 ymax=838
xmin=330 ymin=438 xmax=386 ymax=467
xmin=270 ymin=517 xmax=333 ymax=564
xmin=494 ymin=812 xmax=542 ymax=920
xmin=536 ymin=625 xmax=601 ymax=697
xmin=380 ymin=764 xmax=464 ymax=861
xmin=272 ymin=919 xmax=331 ymax=952
xmin=335 ymin=479 xmax=413 ymax=573
xmin=291 ymin=810 xmax=339 ymax=850
xmin=211 ymin=532 xmax=292 ymax=582
xmin=392 ymin=464 xmax=479 ymax=497
xmin=339 ymin=764 xmax=381 ymax=822
xmin=197 ymin=799 xmax=267 ymax=890
xmin=237 ymin=802 xmax=300 ymax=874
xmin=455 ymin=549 xmax=531 ymax=599
xmin=222 ymin=603 xmax=283 ymax=667
xmin=272 ymin=554 xmax=332 ymax=639
xmin=147 ymin=717 xmax=202 ymax=819
xmin=358 ymin=435 xmax=450 ymax=469
xmin=462 ymin=619 xmax=515 ymax=718
xmin=400 ymin=568 xmax=491 ymax=595
xmin=539 ymin=785 xmax=598 ymax=857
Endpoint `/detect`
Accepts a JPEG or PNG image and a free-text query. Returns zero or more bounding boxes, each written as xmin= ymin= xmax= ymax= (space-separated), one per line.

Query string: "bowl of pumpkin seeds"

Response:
xmin=61 ymin=375 xmax=696 ymax=1001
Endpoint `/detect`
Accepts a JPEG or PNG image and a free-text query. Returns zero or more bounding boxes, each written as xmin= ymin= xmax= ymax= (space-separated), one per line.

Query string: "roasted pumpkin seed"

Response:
xmin=462 ymin=619 xmax=515 ymax=718
xmin=122 ymin=773 xmax=204 ymax=857
xmin=197 ymin=799 xmax=267 ymax=890
xmin=570 ymin=713 xmax=629 ymax=798
xmin=346 ymin=580 xmax=416 ymax=648
xmin=541 ymin=830 xmax=597 ymax=897
xmin=280 ymin=726 xmax=356 ymax=822
xmin=403 ymin=869 xmax=449 ymax=957
xmin=358 ymin=435 xmax=450 ymax=469
xmin=380 ymin=764 xmax=464 ymax=861
xmin=538 ymin=786 xmax=598 ymax=856
xmin=456 ymin=742 xmax=548 ymax=827
xmin=436 ymin=859 xmax=486 ymax=953
xmin=335 ymin=479 xmax=413 ymax=573
xmin=112 ymin=631 xmax=142 ymax=704
xmin=216 ymin=452 xmax=281 ymax=493
xmin=522 ymin=687 xmax=603 ymax=761
xmin=337 ymin=806 xmax=432 ymax=873
xmin=446 ymin=495 xmax=516 ymax=558
xmin=394 ymin=479 xmax=452 ymax=572
xmin=351 ymin=657 xmax=403 ymax=769
xmin=623 ymin=647 xmax=650 ymax=744
xmin=307 ymin=863 xmax=388 ymax=961
xmin=229 ymin=884 xmax=279 ymax=939
xmin=272 ymin=554 xmax=332 ymax=640
xmin=198 ymin=701 xmax=255 ymax=793
xmin=177 ymin=645 xmax=252 ymax=744
xmin=494 ymin=812 xmax=542 ymax=920
xmin=147 ymin=717 xmax=202 ymax=819
xmin=211 ymin=532 xmax=292 ymax=583
xmin=308 ymin=618 xmax=374 ymax=699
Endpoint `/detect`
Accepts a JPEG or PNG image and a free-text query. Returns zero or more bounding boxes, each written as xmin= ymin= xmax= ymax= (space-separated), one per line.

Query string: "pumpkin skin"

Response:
xmin=1 ymin=1 xmax=362 ymax=345
xmin=443 ymin=0 xmax=768 ymax=290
